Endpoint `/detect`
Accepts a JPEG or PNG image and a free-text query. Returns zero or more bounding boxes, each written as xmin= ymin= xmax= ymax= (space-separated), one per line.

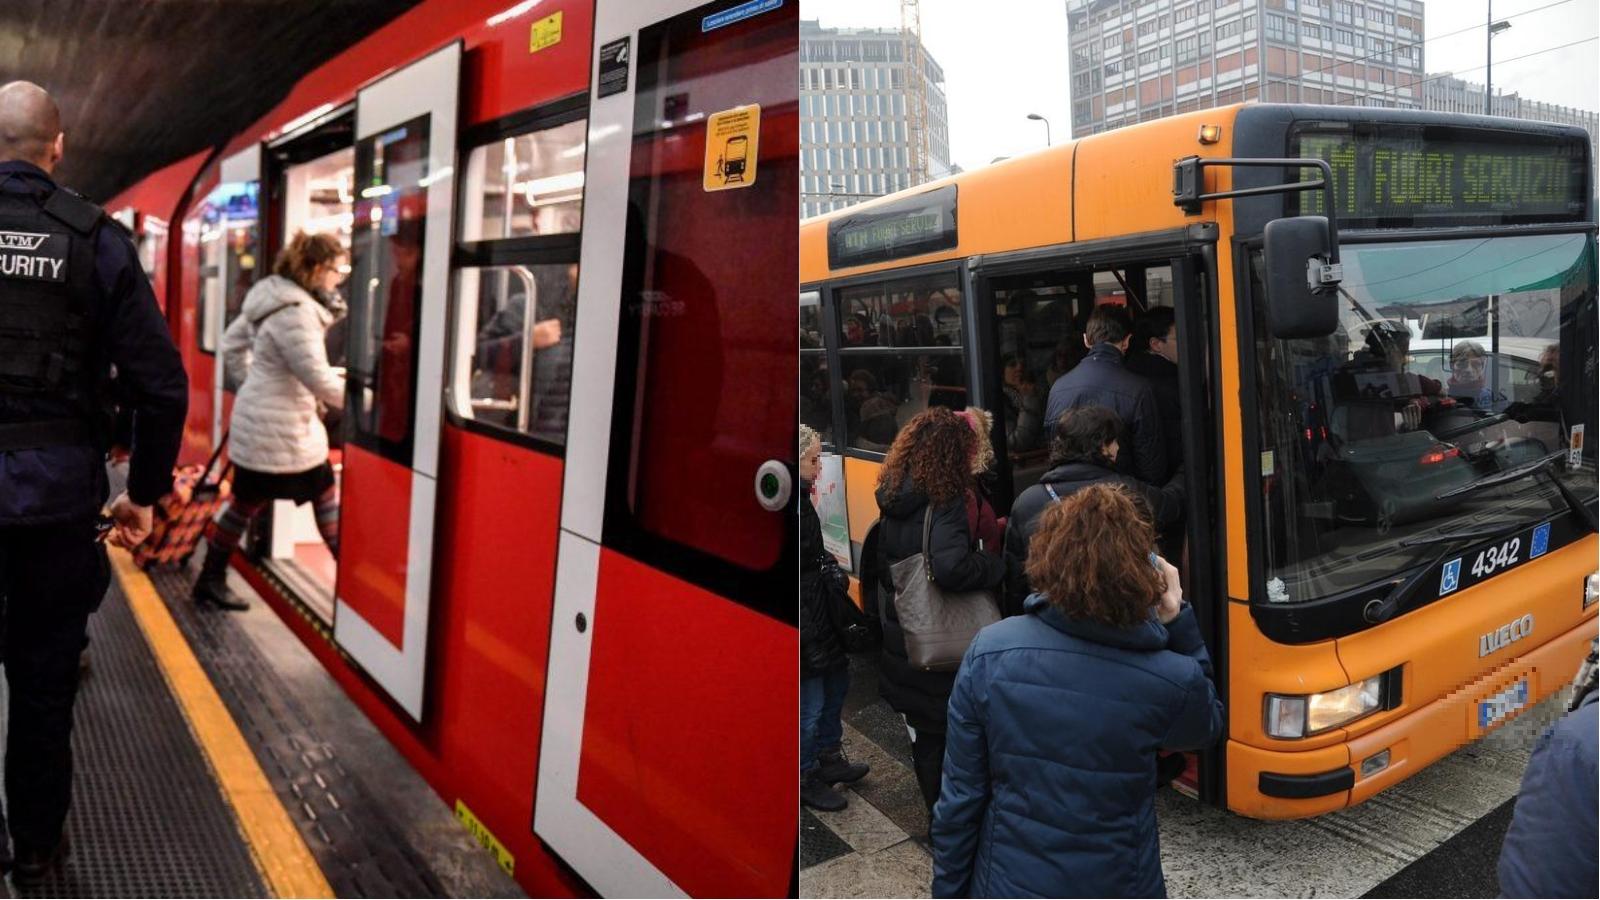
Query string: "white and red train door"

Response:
xmin=334 ymin=42 xmax=461 ymax=720
xmin=535 ymin=0 xmax=797 ymax=896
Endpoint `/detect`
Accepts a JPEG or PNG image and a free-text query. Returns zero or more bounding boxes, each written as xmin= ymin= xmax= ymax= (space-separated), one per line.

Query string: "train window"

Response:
xmin=346 ymin=116 xmax=429 ymax=461
xmin=601 ymin=0 xmax=796 ymax=594
xmin=449 ymin=110 xmax=586 ymax=450
xmin=195 ymin=181 xmax=260 ymax=354
xmin=801 ymin=290 xmax=833 ymax=444
xmin=449 ymin=263 xmax=578 ymax=445
xmin=835 ymin=271 xmax=966 ymax=454
xmin=460 ymin=118 xmax=586 ymax=241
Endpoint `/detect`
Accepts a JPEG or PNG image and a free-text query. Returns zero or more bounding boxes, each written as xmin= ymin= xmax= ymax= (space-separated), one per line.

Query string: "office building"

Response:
xmin=1066 ymin=0 xmax=1426 ymax=138
xmin=800 ymin=19 xmax=952 ymax=218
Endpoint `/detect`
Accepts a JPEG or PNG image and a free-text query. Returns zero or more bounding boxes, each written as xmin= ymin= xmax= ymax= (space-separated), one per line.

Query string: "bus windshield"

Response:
xmin=1252 ymin=232 xmax=1598 ymax=604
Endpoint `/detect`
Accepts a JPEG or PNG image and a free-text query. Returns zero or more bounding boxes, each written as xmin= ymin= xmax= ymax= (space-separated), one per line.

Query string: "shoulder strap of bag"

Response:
xmin=1044 ymin=483 xmax=1062 ymax=503
xmin=921 ymin=504 xmax=935 ymax=583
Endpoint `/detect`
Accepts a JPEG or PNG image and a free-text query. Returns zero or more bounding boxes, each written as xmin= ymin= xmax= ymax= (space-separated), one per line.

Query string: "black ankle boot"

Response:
xmin=816 ymin=749 xmax=870 ymax=785
xmin=800 ymin=770 xmax=847 ymax=812
xmin=12 ymin=833 xmax=68 ymax=888
xmin=193 ymin=545 xmax=248 ymax=611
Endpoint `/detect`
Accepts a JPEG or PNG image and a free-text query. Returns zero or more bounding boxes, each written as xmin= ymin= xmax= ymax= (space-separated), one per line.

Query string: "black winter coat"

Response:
xmin=1002 ymin=461 xmax=1186 ymax=616
xmin=1044 ymin=343 xmax=1167 ymax=483
xmin=875 ymin=481 xmax=1007 ymax=733
xmin=1124 ymin=349 xmax=1183 ymax=476
xmin=801 ymin=489 xmax=847 ymax=674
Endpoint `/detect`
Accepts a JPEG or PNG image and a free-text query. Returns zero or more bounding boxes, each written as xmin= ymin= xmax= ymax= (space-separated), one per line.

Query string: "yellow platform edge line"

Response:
xmin=109 ymin=548 xmax=335 ymax=899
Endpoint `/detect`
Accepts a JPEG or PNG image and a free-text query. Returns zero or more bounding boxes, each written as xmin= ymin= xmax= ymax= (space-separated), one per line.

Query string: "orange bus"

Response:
xmin=799 ymin=103 xmax=1598 ymax=818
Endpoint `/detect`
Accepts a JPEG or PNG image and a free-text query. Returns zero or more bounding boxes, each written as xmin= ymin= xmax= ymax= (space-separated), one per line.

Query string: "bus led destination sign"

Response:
xmin=1293 ymin=126 xmax=1587 ymax=225
xmin=827 ymin=184 xmax=958 ymax=269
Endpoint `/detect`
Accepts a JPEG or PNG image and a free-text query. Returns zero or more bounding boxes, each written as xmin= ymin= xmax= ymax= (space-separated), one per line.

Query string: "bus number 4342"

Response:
xmin=1470 ymin=539 xmax=1521 ymax=579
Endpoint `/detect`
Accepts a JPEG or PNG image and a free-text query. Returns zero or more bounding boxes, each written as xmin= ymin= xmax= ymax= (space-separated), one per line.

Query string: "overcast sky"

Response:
xmin=801 ymin=0 xmax=1597 ymax=173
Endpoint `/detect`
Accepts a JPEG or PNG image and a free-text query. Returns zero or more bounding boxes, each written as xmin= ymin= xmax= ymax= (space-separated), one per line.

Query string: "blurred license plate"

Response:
xmin=1478 ymin=678 xmax=1529 ymax=731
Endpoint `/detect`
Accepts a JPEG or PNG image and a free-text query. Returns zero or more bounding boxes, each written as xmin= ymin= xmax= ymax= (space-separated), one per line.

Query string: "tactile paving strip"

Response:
xmin=149 ymin=566 xmax=447 ymax=899
xmin=0 ymin=587 xmax=267 ymax=899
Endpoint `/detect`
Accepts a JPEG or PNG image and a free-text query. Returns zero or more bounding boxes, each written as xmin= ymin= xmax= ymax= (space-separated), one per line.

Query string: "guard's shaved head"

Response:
xmin=0 ymin=81 xmax=64 ymax=170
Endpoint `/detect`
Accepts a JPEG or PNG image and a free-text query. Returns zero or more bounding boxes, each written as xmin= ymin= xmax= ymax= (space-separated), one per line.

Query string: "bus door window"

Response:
xmin=991 ymin=276 xmax=1088 ymax=497
xmin=836 ymin=271 xmax=966 ymax=454
xmin=800 ymin=290 xmax=834 ymax=443
xmin=449 ymin=112 xmax=586 ymax=448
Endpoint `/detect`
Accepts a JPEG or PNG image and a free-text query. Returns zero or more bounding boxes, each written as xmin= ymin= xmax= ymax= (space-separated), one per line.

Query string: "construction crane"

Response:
xmin=900 ymin=0 xmax=930 ymax=186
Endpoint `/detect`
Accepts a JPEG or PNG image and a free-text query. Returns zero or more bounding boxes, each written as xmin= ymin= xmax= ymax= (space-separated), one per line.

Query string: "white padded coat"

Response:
xmin=222 ymin=275 xmax=346 ymax=473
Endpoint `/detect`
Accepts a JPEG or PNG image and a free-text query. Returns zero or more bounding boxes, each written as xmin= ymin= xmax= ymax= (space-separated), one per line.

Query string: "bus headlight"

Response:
xmin=1265 ymin=675 xmax=1384 ymax=739
xmin=1584 ymin=572 xmax=1598 ymax=608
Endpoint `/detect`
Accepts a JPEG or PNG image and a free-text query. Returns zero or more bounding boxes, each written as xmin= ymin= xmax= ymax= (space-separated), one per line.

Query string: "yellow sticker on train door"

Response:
xmin=704 ymin=104 xmax=760 ymax=191
xmin=529 ymin=12 xmax=562 ymax=53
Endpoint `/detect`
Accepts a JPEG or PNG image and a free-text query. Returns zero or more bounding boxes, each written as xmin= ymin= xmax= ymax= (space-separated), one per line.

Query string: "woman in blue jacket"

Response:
xmin=931 ymin=483 xmax=1224 ymax=899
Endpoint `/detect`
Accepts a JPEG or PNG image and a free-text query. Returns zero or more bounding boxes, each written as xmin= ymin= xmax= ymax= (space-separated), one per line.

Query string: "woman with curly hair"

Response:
xmin=874 ymin=407 xmax=1006 ymax=818
xmin=930 ymin=483 xmax=1223 ymax=899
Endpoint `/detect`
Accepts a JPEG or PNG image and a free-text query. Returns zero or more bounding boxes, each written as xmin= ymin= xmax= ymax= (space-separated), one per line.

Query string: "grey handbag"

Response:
xmin=888 ymin=505 xmax=1002 ymax=672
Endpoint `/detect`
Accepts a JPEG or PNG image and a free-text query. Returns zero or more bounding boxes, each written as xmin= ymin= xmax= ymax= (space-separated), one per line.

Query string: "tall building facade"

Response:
xmin=1066 ymin=0 xmax=1426 ymax=138
xmin=799 ymin=19 xmax=952 ymax=218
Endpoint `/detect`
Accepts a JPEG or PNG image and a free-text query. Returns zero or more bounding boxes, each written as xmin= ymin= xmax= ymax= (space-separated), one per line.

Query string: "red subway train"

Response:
xmin=107 ymin=0 xmax=797 ymax=895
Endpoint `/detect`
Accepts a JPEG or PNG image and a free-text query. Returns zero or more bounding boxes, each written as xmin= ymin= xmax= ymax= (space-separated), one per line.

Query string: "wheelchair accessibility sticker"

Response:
xmin=704 ymin=104 xmax=760 ymax=192
xmin=1529 ymin=522 xmax=1551 ymax=559
xmin=1440 ymin=557 xmax=1463 ymax=596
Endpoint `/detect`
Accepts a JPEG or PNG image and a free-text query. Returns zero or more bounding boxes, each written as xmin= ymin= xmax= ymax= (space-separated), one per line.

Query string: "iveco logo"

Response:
xmin=1480 ymin=614 xmax=1535 ymax=657
xmin=0 ymin=231 xmax=48 ymax=251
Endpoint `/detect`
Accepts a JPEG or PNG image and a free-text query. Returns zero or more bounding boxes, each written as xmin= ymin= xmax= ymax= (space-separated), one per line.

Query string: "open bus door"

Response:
xmin=534 ymin=0 xmax=798 ymax=896
xmin=333 ymin=41 xmax=461 ymax=720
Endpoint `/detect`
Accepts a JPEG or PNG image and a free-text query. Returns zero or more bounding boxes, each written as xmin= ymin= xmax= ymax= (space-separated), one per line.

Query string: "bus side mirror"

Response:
xmin=1263 ymin=216 xmax=1341 ymax=339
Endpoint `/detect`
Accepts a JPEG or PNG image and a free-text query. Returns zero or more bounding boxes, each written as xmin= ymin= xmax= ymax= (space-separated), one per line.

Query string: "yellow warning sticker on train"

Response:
xmin=530 ymin=12 xmax=562 ymax=53
xmin=704 ymin=104 xmax=760 ymax=192
xmin=456 ymin=800 xmax=515 ymax=876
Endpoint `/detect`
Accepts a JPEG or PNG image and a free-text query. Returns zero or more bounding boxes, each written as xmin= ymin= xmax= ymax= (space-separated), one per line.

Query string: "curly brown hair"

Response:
xmin=878 ymin=407 xmax=975 ymax=505
xmin=1025 ymin=482 xmax=1165 ymax=629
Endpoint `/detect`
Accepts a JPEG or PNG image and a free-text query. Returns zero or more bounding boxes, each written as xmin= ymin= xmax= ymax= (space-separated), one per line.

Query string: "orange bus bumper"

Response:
xmin=1227 ymin=613 xmax=1595 ymax=819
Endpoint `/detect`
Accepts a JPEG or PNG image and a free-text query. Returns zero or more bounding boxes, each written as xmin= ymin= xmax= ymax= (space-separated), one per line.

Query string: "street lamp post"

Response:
xmin=1486 ymin=2 xmax=1512 ymax=116
xmin=1027 ymin=112 xmax=1052 ymax=147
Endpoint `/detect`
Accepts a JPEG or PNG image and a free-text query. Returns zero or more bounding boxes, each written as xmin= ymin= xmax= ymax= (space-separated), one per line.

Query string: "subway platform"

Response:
xmin=0 ymin=546 xmax=522 ymax=898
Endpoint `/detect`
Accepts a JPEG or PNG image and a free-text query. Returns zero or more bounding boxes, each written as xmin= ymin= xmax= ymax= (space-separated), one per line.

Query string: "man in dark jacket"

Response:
xmin=1044 ymin=305 xmax=1167 ymax=483
xmin=875 ymin=482 xmax=1005 ymax=817
xmin=0 ymin=81 xmax=187 ymax=884
xmin=1497 ymin=645 xmax=1597 ymax=898
xmin=1124 ymin=306 xmax=1183 ymax=477
xmin=1003 ymin=406 xmax=1185 ymax=615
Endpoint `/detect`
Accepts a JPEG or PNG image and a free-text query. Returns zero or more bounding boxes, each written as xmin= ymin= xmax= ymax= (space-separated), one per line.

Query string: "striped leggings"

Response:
xmin=205 ymin=484 xmax=340 ymax=559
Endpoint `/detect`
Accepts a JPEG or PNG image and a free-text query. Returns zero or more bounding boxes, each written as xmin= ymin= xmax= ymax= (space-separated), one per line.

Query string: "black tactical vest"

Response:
xmin=0 ymin=179 xmax=107 ymax=451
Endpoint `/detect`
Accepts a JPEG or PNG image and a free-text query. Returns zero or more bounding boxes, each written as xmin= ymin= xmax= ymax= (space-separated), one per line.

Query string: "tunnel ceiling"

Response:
xmin=0 ymin=0 xmax=425 ymax=202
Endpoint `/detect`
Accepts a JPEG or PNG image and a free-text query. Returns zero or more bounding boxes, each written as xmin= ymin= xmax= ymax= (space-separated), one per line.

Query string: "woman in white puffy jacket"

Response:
xmin=194 ymin=232 xmax=347 ymax=611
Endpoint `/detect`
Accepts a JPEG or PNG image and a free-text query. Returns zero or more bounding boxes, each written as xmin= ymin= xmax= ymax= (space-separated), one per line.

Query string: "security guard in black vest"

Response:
xmin=0 ymin=81 xmax=187 ymax=885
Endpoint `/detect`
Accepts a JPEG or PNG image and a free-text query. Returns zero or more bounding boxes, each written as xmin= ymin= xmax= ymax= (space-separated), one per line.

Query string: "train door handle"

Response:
xmin=755 ymin=460 xmax=792 ymax=511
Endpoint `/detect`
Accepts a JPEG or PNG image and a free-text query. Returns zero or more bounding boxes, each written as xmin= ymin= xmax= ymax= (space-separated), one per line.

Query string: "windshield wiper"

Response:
xmin=1434 ymin=449 xmax=1598 ymax=532
xmin=1435 ymin=450 xmax=1568 ymax=500
xmin=1365 ymin=518 xmax=1528 ymax=625
xmin=1399 ymin=524 xmax=1528 ymax=548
